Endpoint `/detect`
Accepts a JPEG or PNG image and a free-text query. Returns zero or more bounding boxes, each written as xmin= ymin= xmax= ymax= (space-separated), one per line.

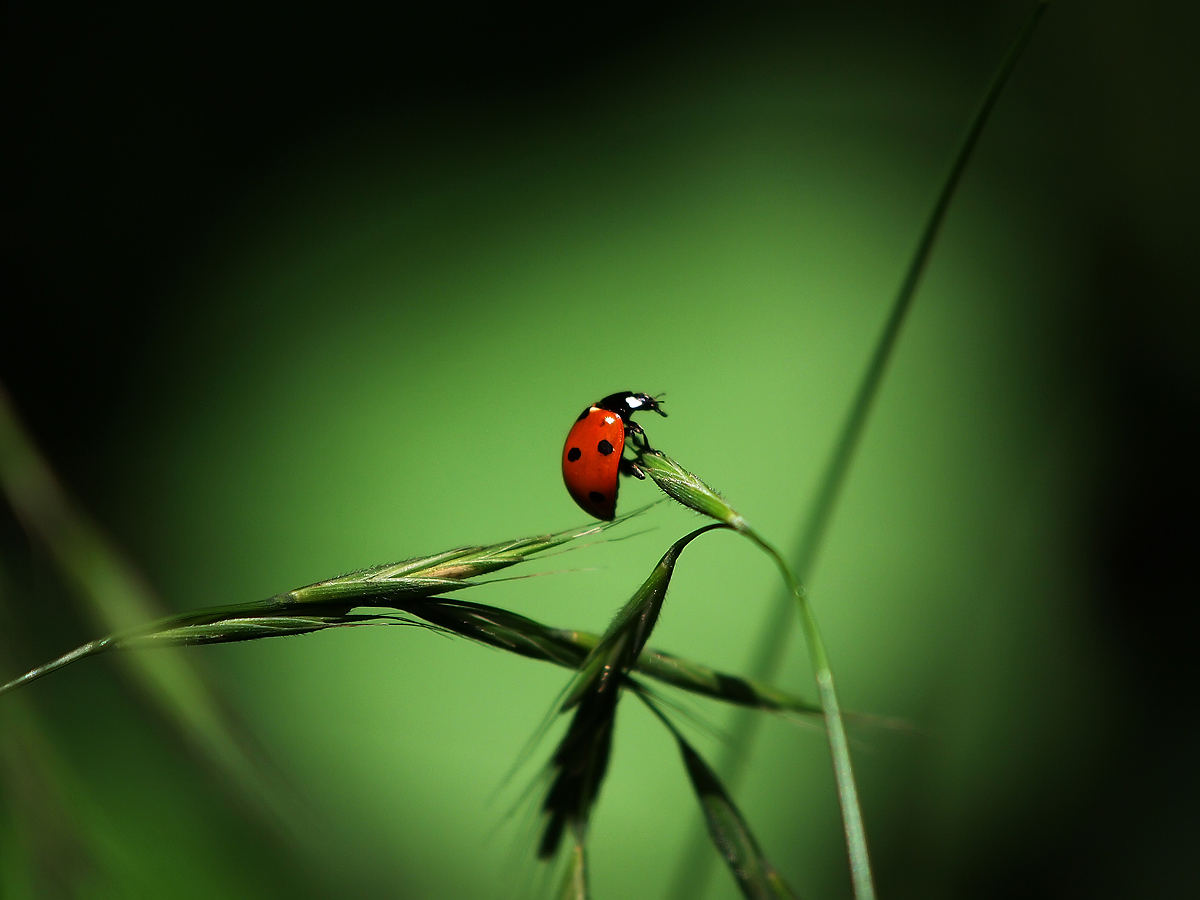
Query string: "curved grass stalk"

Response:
xmin=1 ymin=592 xmax=825 ymax=728
xmin=636 ymin=447 xmax=875 ymax=896
xmin=1 ymin=516 xmax=829 ymax=728
xmin=741 ymin=526 xmax=870 ymax=899
xmin=0 ymin=517 xmax=627 ymax=698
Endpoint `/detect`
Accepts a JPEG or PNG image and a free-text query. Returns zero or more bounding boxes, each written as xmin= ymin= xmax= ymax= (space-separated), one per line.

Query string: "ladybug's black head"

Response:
xmin=595 ymin=391 xmax=667 ymax=421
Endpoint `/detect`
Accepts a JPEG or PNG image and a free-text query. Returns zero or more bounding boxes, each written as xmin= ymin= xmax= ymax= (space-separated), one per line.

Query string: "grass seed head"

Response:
xmin=281 ymin=521 xmax=616 ymax=608
xmin=635 ymin=450 xmax=746 ymax=530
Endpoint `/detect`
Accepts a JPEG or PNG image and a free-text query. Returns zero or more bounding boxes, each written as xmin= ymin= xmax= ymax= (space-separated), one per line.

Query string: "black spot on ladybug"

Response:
xmin=567 ymin=447 xmax=582 ymax=462
xmin=589 ymin=491 xmax=605 ymax=504
xmin=597 ymin=440 xmax=614 ymax=456
xmin=577 ymin=407 xmax=591 ymax=422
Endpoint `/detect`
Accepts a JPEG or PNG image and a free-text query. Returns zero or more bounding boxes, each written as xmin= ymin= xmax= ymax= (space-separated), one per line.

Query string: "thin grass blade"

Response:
xmin=668 ymin=5 xmax=1050 ymax=898
xmin=0 ymin=607 xmax=420 ymax=696
xmin=631 ymin=647 xmax=821 ymax=716
xmin=2 ymin=542 xmax=825 ymax=724
xmin=641 ymin=695 xmax=798 ymax=900
xmin=0 ymin=516 xmax=631 ymax=696
xmin=633 ymin=441 xmax=874 ymax=893
xmin=0 ymin=382 xmax=287 ymax=821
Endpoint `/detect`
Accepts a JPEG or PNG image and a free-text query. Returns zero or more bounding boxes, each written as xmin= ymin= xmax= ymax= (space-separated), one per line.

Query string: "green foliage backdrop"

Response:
xmin=3 ymin=3 xmax=1197 ymax=898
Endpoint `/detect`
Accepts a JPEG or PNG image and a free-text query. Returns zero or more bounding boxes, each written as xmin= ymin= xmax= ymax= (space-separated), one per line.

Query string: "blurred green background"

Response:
xmin=3 ymin=2 xmax=1198 ymax=898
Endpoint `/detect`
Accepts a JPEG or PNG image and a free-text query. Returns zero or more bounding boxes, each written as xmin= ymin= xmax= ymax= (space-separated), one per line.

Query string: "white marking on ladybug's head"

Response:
xmin=626 ymin=396 xmax=643 ymax=408
xmin=604 ymin=417 xmax=615 ymax=425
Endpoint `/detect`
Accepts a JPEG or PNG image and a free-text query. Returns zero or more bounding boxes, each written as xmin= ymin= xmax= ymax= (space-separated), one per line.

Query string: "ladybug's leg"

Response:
xmin=618 ymin=456 xmax=646 ymax=480
xmin=619 ymin=427 xmax=648 ymax=480
xmin=626 ymin=420 xmax=653 ymax=452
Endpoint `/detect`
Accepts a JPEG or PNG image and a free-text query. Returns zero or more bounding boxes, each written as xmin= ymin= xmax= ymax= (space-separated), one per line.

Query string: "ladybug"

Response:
xmin=561 ymin=391 xmax=667 ymax=520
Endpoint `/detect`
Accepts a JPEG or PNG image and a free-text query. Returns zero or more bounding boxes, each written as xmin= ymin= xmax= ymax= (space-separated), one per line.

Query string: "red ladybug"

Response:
xmin=561 ymin=391 xmax=667 ymax=520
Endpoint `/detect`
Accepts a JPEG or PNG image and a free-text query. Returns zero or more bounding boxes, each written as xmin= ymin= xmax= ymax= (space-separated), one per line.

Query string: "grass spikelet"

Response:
xmin=0 ymin=518 xmax=628 ymax=696
xmin=557 ymin=830 xmax=589 ymax=899
xmin=560 ymin=523 xmax=729 ymax=713
xmin=633 ymin=450 xmax=745 ymax=530
xmin=538 ymin=676 xmax=619 ymax=859
xmin=403 ymin=598 xmax=587 ymax=668
xmin=0 ymin=515 xmax=825 ymax=728
xmin=280 ymin=519 xmax=622 ymax=610
xmin=540 ymin=524 xmax=726 ymax=859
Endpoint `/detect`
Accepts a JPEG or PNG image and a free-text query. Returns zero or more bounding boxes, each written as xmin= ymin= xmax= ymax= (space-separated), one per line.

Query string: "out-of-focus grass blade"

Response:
xmin=0 ymin=383 xmax=290 ymax=821
xmin=666 ymin=8 xmax=1050 ymax=897
xmin=641 ymin=694 xmax=798 ymax=900
xmin=0 ymin=564 xmax=112 ymax=897
xmin=0 ymin=697 xmax=111 ymax=897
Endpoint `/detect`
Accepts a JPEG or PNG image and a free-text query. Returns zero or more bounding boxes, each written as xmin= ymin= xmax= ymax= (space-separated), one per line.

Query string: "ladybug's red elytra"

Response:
xmin=561 ymin=391 xmax=666 ymax=520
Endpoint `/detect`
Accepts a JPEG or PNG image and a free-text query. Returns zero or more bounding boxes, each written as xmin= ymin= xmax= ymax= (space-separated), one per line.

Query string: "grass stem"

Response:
xmin=670 ymin=5 xmax=1049 ymax=895
xmin=742 ymin=527 xmax=873 ymax=900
